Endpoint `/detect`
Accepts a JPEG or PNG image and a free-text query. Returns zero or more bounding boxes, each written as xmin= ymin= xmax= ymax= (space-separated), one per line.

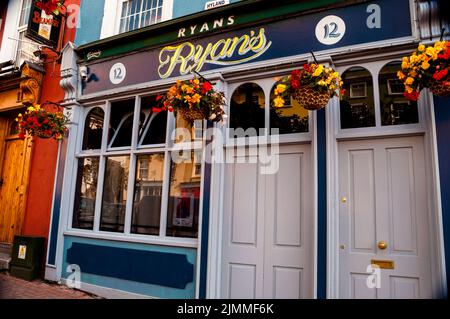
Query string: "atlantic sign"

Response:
xmin=82 ymin=0 xmax=413 ymax=95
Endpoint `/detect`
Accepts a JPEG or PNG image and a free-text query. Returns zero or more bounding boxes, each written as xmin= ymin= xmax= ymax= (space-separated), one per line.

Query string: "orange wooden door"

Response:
xmin=0 ymin=117 xmax=32 ymax=243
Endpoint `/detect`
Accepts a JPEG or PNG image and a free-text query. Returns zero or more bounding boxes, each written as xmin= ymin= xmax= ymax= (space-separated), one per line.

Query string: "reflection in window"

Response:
xmin=109 ymin=99 xmax=135 ymax=148
xmin=230 ymin=83 xmax=265 ymax=137
xmin=379 ymin=62 xmax=419 ymax=126
xmin=100 ymin=156 xmax=130 ymax=232
xmin=131 ymin=154 xmax=165 ymax=235
xmin=340 ymin=67 xmax=376 ymax=129
xmin=139 ymin=96 xmax=167 ymax=145
xmin=72 ymin=157 xmax=99 ymax=230
xmin=270 ymin=82 xmax=309 ymax=134
xmin=82 ymin=108 xmax=104 ymax=150
xmin=166 ymin=151 xmax=202 ymax=238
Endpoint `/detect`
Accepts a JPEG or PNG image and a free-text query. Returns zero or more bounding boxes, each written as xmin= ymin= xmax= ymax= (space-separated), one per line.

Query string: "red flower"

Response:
xmin=403 ymin=90 xmax=420 ymax=101
xmin=290 ymin=79 xmax=300 ymax=90
xmin=152 ymin=107 xmax=161 ymax=113
xmin=433 ymin=69 xmax=448 ymax=81
xmin=292 ymin=69 xmax=302 ymax=77
xmin=201 ymin=82 xmax=213 ymax=94
xmin=156 ymin=95 xmax=164 ymax=101
xmin=303 ymin=64 xmax=311 ymax=73
xmin=168 ymin=107 xmax=174 ymax=112
xmin=18 ymin=132 xmax=26 ymax=140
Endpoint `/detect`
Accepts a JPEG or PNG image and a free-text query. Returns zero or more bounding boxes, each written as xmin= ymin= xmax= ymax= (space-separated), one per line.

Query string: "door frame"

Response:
xmin=326 ymin=56 xmax=448 ymax=298
xmin=205 ymin=75 xmax=318 ymax=298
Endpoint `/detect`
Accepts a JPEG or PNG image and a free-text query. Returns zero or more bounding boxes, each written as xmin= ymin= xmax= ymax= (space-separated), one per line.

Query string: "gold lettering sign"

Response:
xmin=158 ymin=28 xmax=272 ymax=79
xmin=371 ymin=260 xmax=395 ymax=269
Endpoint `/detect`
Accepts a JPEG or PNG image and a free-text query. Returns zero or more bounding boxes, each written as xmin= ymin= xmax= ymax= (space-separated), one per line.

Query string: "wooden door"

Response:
xmin=0 ymin=117 xmax=32 ymax=243
xmin=338 ymin=136 xmax=434 ymax=298
xmin=221 ymin=144 xmax=313 ymax=298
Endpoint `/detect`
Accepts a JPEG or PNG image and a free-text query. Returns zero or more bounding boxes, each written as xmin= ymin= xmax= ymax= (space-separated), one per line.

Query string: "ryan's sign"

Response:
xmin=82 ymin=0 xmax=413 ymax=95
xmin=26 ymin=2 xmax=63 ymax=49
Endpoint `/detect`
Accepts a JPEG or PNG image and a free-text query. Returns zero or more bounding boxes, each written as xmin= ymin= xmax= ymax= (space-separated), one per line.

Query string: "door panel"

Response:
xmin=339 ymin=136 xmax=434 ymax=299
xmin=221 ymin=144 xmax=313 ymax=299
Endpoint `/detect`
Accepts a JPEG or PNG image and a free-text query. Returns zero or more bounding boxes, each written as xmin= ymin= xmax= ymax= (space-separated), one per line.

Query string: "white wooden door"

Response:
xmin=221 ymin=144 xmax=313 ymax=298
xmin=338 ymin=136 xmax=434 ymax=298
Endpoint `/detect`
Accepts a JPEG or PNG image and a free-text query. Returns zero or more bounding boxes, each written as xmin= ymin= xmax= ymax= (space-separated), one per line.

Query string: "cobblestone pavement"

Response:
xmin=0 ymin=272 xmax=99 ymax=299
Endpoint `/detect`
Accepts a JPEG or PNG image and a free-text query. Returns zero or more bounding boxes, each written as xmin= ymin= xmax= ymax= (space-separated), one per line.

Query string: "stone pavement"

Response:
xmin=0 ymin=272 xmax=99 ymax=299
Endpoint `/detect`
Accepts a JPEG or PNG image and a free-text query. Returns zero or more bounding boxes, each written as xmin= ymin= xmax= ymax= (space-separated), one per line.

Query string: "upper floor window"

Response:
xmin=16 ymin=0 xmax=39 ymax=66
xmin=119 ymin=0 xmax=164 ymax=33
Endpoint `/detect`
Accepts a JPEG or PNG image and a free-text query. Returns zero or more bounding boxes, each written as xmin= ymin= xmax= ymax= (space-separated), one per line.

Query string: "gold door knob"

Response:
xmin=378 ymin=240 xmax=388 ymax=250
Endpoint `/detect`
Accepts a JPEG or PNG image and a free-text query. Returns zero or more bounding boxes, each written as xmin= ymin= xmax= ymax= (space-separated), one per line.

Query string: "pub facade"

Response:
xmin=45 ymin=0 xmax=450 ymax=298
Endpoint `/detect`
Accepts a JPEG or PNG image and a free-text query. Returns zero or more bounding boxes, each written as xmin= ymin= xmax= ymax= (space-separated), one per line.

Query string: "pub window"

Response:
xmin=139 ymin=95 xmax=167 ymax=146
xmin=166 ymin=150 xmax=202 ymax=238
xmin=16 ymin=0 xmax=38 ymax=66
xmin=379 ymin=62 xmax=419 ymax=126
xmin=229 ymin=83 xmax=265 ymax=137
xmin=72 ymin=157 xmax=100 ymax=230
xmin=82 ymin=107 xmax=104 ymax=150
xmin=119 ymin=0 xmax=164 ymax=33
xmin=72 ymin=95 xmax=203 ymax=242
xmin=269 ymin=82 xmax=309 ymax=134
xmin=340 ymin=67 xmax=376 ymax=129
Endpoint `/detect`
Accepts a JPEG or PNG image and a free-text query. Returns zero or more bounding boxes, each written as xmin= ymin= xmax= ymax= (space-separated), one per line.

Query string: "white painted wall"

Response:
xmin=0 ymin=0 xmax=21 ymax=64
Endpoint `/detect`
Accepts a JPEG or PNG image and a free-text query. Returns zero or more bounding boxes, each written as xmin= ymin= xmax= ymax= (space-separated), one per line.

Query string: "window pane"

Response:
xmin=230 ymin=83 xmax=265 ymax=137
xmin=109 ymin=99 xmax=135 ymax=148
xmin=340 ymin=67 xmax=376 ymax=129
xmin=82 ymin=107 xmax=104 ymax=150
xmin=131 ymin=154 xmax=165 ymax=235
xmin=120 ymin=0 xmax=162 ymax=32
xmin=100 ymin=156 xmax=130 ymax=232
xmin=166 ymin=151 xmax=201 ymax=238
xmin=140 ymin=96 xmax=167 ymax=145
xmin=72 ymin=157 xmax=100 ymax=230
xmin=379 ymin=62 xmax=419 ymax=126
xmin=19 ymin=0 xmax=32 ymax=27
xmin=270 ymin=82 xmax=309 ymax=134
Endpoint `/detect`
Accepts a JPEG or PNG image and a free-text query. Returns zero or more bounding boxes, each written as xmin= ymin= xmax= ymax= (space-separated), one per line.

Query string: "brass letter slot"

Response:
xmin=371 ymin=259 xmax=395 ymax=269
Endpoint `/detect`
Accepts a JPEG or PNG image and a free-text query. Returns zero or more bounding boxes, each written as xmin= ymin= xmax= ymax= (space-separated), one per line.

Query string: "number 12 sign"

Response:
xmin=315 ymin=15 xmax=346 ymax=46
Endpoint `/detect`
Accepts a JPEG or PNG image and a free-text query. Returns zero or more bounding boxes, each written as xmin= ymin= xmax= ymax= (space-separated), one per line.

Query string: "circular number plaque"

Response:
xmin=109 ymin=62 xmax=126 ymax=85
xmin=315 ymin=15 xmax=346 ymax=45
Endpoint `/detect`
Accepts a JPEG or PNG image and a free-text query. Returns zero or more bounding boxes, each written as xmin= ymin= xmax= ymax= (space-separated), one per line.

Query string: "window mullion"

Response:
xmin=93 ymin=155 xmax=106 ymax=232
xmin=159 ymin=150 xmax=171 ymax=237
xmin=124 ymin=154 xmax=137 ymax=234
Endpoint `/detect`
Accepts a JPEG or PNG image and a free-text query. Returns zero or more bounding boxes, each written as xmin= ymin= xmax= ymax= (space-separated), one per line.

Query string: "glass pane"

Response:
xmin=140 ymin=96 xmax=167 ymax=145
xmin=109 ymin=99 xmax=135 ymax=148
xmin=230 ymin=83 xmax=265 ymax=137
xmin=166 ymin=150 xmax=202 ymax=238
xmin=19 ymin=0 xmax=32 ymax=27
xmin=131 ymin=154 xmax=165 ymax=235
xmin=379 ymin=62 xmax=419 ymax=126
xmin=270 ymin=82 xmax=309 ymax=134
xmin=72 ymin=157 xmax=100 ymax=230
xmin=82 ymin=107 xmax=104 ymax=150
xmin=340 ymin=67 xmax=376 ymax=129
xmin=100 ymin=156 xmax=130 ymax=232
xmin=174 ymin=114 xmax=203 ymax=143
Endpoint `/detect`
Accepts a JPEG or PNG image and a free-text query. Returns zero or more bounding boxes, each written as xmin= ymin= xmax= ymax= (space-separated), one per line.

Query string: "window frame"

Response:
xmin=335 ymin=59 xmax=426 ymax=138
xmin=100 ymin=0 xmax=174 ymax=39
xmin=349 ymin=82 xmax=367 ymax=98
xmin=68 ymin=94 xmax=203 ymax=247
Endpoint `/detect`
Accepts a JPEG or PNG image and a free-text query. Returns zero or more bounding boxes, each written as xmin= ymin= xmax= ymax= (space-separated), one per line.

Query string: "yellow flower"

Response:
xmin=332 ymin=72 xmax=339 ymax=79
xmin=397 ymin=71 xmax=406 ymax=80
xmin=402 ymin=57 xmax=409 ymax=64
xmin=410 ymin=54 xmax=419 ymax=63
xmin=405 ymin=77 xmax=414 ymax=85
xmin=406 ymin=86 xmax=413 ymax=93
xmin=418 ymin=44 xmax=425 ymax=52
xmin=193 ymin=78 xmax=200 ymax=85
xmin=426 ymin=46 xmax=435 ymax=57
xmin=275 ymin=84 xmax=286 ymax=94
xmin=421 ymin=61 xmax=430 ymax=70
xmin=35 ymin=104 xmax=40 ymax=110
xmin=313 ymin=64 xmax=324 ymax=77
xmin=318 ymin=80 xmax=327 ymax=86
xmin=18 ymin=113 xmax=22 ymax=117
xmin=401 ymin=61 xmax=409 ymax=69
xmin=27 ymin=106 xmax=35 ymax=112
xmin=273 ymin=96 xmax=285 ymax=107
xmin=191 ymin=93 xmax=201 ymax=104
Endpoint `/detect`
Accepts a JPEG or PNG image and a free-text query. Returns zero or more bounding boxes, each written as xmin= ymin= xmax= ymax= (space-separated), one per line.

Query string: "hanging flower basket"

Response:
xmin=35 ymin=0 xmax=65 ymax=16
xmin=398 ymin=40 xmax=449 ymax=101
xmin=273 ymin=63 xmax=344 ymax=110
xmin=429 ymin=78 xmax=450 ymax=97
xmin=156 ymin=78 xmax=227 ymax=124
xmin=16 ymin=103 xmax=69 ymax=141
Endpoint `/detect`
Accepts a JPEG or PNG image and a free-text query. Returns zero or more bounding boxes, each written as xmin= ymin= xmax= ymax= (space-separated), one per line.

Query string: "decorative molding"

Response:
xmin=18 ymin=62 xmax=44 ymax=105
xmin=59 ymin=42 xmax=79 ymax=103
